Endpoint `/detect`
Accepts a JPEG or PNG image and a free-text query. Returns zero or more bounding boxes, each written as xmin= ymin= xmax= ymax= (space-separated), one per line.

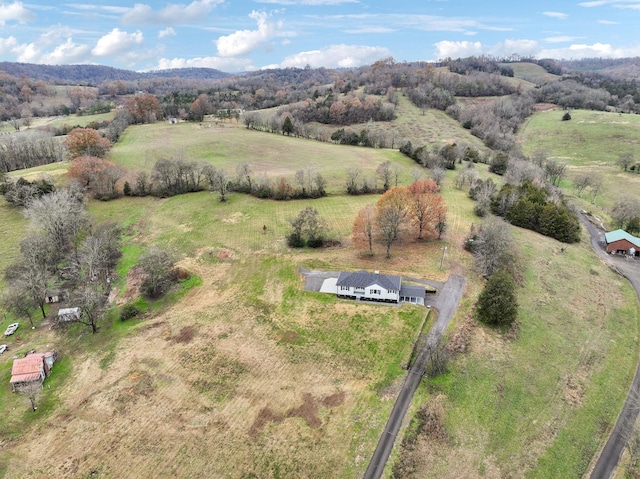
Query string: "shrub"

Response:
xmin=120 ymin=303 xmax=141 ymax=321
xmin=562 ymin=112 xmax=572 ymax=121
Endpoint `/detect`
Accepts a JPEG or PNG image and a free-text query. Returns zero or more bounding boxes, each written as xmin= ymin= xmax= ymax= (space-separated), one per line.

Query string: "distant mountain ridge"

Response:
xmin=0 ymin=62 xmax=230 ymax=84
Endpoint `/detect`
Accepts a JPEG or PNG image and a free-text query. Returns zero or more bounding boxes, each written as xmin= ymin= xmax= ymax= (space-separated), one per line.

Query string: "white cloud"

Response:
xmin=215 ymin=10 xmax=283 ymax=57
xmin=537 ymin=42 xmax=640 ymax=59
xmin=255 ymin=0 xmax=358 ymax=4
xmin=543 ymin=11 xmax=568 ymax=19
xmin=491 ymin=39 xmax=540 ymax=57
xmin=579 ymin=0 xmax=640 ymax=7
xmin=0 ymin=36 xmax=19 ymax=54
xmin=0 ymin=1 xmax=35 ymax=25
xmin=159 ymin=27 xmax=176 ymax=38
xmin=275 ymin=44 xmax=391 ymax=68
xmin=434 ymin=40 xmax=482 ymax=59
xmin=598 ymin=19 xmax=620 ymax=23
xmin=543 ymin=35 xmax=579 ymax=43
xmin=153 ymin=55 xmax=256 ymax=72
xmin=92 ymin=28 xmax=143 ymax=57
xmin=0 ymin=28 xmax=91 ymax=65
xmin=40 ymin=38 xmax=92 ymax=64
xmin=122 ymin=0 xmax=223 ymax=25
xmin=345 ymin=26 xmax=394 ymax=34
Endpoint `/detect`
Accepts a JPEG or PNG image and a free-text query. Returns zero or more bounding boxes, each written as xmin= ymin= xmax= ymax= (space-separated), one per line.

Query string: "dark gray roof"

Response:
xmin=336 ymin=270 xmax=401 ymax=290
xmin=400 ymin=285 xmax=426 ymax=299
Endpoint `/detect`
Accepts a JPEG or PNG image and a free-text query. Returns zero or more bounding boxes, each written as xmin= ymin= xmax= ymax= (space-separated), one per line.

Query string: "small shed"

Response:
xmin=10 ymin=354 xmax=50 ymax=391
xmin=45 ymin=289 xmax=67 ymax=304
xmin=605 ymin=229 xmax=640 ymax=256
xmin=57 ymin=307 xmax=81 ymax=322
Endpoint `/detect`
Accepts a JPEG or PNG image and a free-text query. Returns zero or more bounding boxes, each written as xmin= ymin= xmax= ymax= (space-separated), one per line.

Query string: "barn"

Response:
xmin=604 ymin=229 xmax=640 ymax=256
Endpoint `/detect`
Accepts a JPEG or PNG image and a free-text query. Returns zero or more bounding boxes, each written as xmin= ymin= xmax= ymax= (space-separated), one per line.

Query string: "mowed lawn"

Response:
xmin=108 ymin=121 xmax=415 ymax=194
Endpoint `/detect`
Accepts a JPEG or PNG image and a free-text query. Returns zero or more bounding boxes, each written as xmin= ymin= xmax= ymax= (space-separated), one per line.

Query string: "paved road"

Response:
xmin=363 ymin=274 xmax=466 ymax=479
xmin=582 ymin=214 xmax=640 ymax=479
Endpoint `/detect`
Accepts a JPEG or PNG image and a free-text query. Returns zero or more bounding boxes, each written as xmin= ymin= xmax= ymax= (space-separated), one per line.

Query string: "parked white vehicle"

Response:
xmin=4 ymin=323 xmax=19 ymax=336
xmin=0 ymin=344 xmax=7 ymax=354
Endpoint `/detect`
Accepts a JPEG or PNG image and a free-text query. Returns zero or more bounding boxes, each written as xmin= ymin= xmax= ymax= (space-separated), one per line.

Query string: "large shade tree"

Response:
xmin=65 ymin=128 xmax=111 ymax=159
xmin=375 ymin=186 xmax=412 ymax=258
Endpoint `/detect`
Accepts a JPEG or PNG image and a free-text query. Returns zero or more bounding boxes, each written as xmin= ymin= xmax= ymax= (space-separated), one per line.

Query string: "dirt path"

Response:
xmin=363 ymin=274 xmax=466 ymax=479
xmin=582 ymin=214 xmax=640 ymax=479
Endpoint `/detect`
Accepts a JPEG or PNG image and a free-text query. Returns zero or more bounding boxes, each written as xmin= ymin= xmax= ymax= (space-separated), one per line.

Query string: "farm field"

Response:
xmin=1 ymin=110 xmax=640 ymax=478
xmin=109 ymin=121 xmax=414 ymax=194
xmin=519 ymin=108 xmax=640 ymax=218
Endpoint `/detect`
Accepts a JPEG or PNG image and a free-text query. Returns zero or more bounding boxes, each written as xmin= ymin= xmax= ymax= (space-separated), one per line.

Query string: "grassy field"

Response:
xmin=502 ymin=62 xmax=562 ymax=85
xmin=391 ymin=229 xmax=639 ymax=478
xmin=109 ymin=121 xmax=414 ymax=194
xmin=34 ymin=111 xmax=115 ymax=130
xmin=519 ymin=108 xmax=640 ymax=219
xmin=1 ymin=107 xmax=640 ymax=478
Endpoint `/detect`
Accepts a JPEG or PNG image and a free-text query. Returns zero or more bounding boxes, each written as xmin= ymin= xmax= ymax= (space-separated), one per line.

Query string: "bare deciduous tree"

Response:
xmin=618 ymin=151 xmax=635 ymax=172
xmin=376 ymin=187 xmax=412 ymax=258
xmin=139 ymin=247 xmax=176 ymax=298
xmin=70 ymin=284 xmax=107 ymax=334
xmin=353 ymin=204 xmax=376 ymax=256
xmin=15 ymin=381 xmax=43 ymax=412
xmin=573 ymin=173 xmax=593 ymax=198
xmin=24 ymin=188 xmax=89 ymax=255
xmin=377 ymin=160 xmax=393 ymax=191
xmin=203 ymin=165 xmax=230 ymax=202
xmin=467 ymin=219 xmax=515 ymax=277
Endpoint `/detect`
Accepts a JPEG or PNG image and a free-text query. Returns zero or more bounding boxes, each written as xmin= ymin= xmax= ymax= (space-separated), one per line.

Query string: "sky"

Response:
xmin=1 ymin=0 xmax=640 ymax=72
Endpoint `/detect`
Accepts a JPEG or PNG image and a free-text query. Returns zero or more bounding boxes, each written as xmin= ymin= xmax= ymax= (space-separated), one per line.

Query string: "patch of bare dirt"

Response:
xmin=110 ymin=264 xmax=145 ymax=305
xmin=564 ymin=376 xmax=584 ymax=407
xmin=278 ymin=330 xmax=300 ymax=343
xmin=447 ymin=314 xmax=475 ymax=354
xmin=172 ymin=325 xmax=195 ymax=344
xmin=248 ymin=391 xmax=345 ymax=437
xmin=535 ymin=103 xmax=558 ymax=112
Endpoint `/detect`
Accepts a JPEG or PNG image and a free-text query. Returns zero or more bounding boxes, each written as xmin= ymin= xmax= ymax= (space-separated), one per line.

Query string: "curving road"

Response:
xmin=363 ymin=274 xmax=466 ymax=479
xmin=582 ymin=214 xmax=640 ymax=479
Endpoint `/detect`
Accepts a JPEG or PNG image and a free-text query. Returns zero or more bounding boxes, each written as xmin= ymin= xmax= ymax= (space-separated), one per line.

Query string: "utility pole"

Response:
xmin=440 ymin=245 xmax=447 ymax=270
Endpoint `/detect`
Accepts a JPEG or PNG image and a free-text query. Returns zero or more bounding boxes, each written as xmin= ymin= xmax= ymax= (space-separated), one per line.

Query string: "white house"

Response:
xmin=336 ymin=270 xmax=402 ymax=303
xmin=57 ymin=307 xmax=81 ymax=323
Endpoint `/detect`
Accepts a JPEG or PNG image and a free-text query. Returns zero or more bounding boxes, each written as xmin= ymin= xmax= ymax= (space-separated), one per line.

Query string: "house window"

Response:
xmin=370 ymin=289 xmax=381 ymax=295
xmin=340 ymin=286 xmax=350 ymax=291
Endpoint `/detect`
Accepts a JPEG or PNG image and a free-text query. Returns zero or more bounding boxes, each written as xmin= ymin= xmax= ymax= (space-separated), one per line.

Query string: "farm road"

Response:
xmin=582 ymin=214 xmax=640 ymax=479
xmin=299 ymin=268 xmax=466 ymax=478
xmin=363 ymin=274 xmax=465 ymax=479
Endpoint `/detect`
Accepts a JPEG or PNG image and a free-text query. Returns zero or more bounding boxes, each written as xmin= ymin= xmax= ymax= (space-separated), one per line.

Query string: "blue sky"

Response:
xmin=0 ymin=0 xmax=639 ymax=72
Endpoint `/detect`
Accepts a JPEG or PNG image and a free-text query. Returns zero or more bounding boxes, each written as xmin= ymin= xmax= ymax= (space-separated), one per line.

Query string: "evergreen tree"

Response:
xmin=475 ymin=269 xmax=518 ymax=327
xmin=282 ymin=116 xmax=294 ymax=136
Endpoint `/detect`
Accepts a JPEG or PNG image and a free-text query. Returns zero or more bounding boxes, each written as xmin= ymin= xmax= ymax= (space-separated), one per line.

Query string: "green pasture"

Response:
xmin=0 ymin=201 xmax=27 ymax=289
xmin=38 ymin=111 xmax=114 ymax=130
xmin=502 ymin=62 xmax=561 ymax=86
xmin=414 ymin=226 xmax=639 ymax=477
xmin=389 ymin=95 xmax=487 ymax=151
xmin=520 ymin=108 xmax=640 ymax=222
xmin=89 ymin=191 xmax=378 ymax=257
xmin=109 ymin=121 xmax=415 ymax=193
xmin=520 ymin=109 xmax=640 ymax=167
